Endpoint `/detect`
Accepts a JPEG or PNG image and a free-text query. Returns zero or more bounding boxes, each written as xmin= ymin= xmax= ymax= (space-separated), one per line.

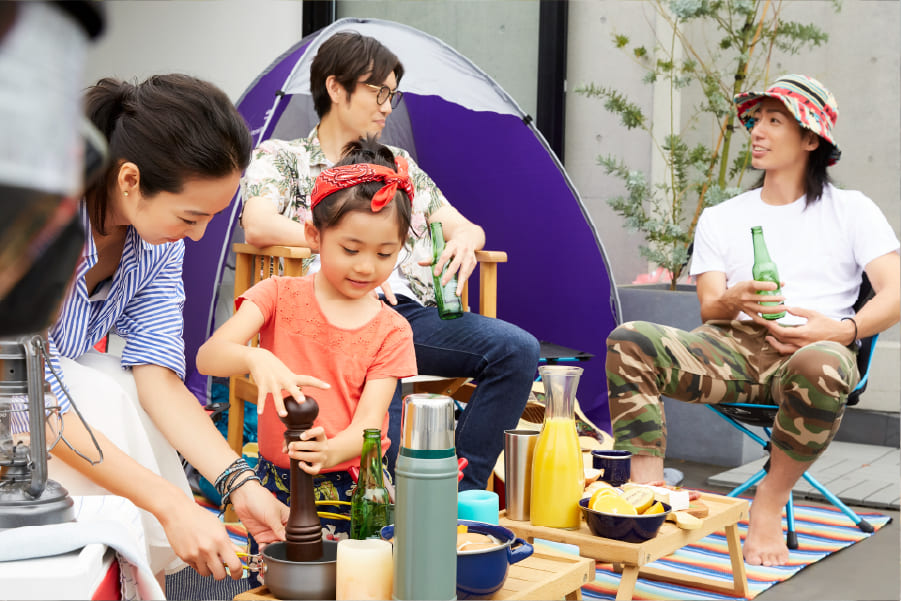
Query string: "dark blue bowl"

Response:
xmin=579 ymin=497 xmax=671 ymax=543
xmin=381 ymin=519 xmax=533 ymax=599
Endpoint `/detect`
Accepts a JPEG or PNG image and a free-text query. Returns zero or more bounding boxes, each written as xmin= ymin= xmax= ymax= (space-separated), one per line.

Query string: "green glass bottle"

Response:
xmin=429 ymin=222 xmax=463 ymax=320
xmin=751 ymin=225 xmax=786 ymax=320
xmin=350 ymin=428 xmax=391 ymax=540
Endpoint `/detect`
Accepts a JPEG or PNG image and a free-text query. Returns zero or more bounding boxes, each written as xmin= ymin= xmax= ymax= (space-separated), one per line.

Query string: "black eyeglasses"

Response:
xmin=363 ymin=83 xmax=404 ymax=108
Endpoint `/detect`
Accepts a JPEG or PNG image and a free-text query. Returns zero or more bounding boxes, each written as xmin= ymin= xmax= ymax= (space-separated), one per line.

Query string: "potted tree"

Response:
xmin=579 ymin=0 xmax=836 ymax=465
xmin=579 ymin=0 xmax=834 ymax=290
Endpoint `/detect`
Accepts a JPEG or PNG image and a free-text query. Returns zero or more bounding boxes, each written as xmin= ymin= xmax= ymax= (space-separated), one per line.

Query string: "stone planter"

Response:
xmin=615 ymin=284 xmax=765 ymax=468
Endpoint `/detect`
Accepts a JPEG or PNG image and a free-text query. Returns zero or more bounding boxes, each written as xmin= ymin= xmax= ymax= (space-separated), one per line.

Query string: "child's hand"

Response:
xmin=247 ymin=348 xmax=330 ymax=417
xmin=284 ymin=426 xmax=329 ymax=474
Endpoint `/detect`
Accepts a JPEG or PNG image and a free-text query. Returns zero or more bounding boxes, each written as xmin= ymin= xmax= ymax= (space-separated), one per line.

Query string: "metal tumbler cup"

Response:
xmin=503 ymin=429 xmax=539 ymax=521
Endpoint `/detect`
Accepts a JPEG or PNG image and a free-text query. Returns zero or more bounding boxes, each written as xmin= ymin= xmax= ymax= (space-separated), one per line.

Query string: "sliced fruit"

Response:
xmin=589 ymin=486 xmax=621 ymax=508
xmin=622 ymin=487 xmax=655 ymax=513
xmin=642 ymin=501 xmax=665 ymax=515
xmin=591 ymin=492 xmax=638 ymax=515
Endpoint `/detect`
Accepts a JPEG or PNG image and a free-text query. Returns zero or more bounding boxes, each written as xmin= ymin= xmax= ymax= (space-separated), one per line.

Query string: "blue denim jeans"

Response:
xmin=385 ymin=295 xmax=540 ymax=491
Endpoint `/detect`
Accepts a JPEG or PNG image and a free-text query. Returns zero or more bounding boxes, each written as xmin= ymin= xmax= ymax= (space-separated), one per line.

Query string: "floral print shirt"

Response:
xmin=241 ymin=131 xmax=449 ymax=305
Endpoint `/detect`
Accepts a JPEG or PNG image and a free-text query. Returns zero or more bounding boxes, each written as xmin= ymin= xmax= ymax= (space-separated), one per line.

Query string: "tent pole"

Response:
xmin=536 ymin=0 xmax=568 ymax=163
xmin=303 ymin=1 xmax=335 ymax=37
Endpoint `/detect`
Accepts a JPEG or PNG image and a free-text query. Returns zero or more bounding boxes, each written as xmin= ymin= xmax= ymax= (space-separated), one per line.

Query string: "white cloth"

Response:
xmin=691 ymin=184 xmax=900 ymax=324
xmin=0 ymin=496 xmax=165 ymax=600
xmin=47 ymin=349 xmax=193 ymax=575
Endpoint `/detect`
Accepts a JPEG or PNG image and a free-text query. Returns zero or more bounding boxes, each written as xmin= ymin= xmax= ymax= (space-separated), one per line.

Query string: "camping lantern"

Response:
xmin=0 ymin=334 xmax=74 ymax=528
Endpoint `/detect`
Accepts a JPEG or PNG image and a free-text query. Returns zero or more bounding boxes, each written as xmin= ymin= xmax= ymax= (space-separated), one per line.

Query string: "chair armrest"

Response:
xmin=474 ymin=250 xmax=508 ymax=263
xmin=232 ymin=243 xmax=312 ymax=260
xmin=460 ymin=249 xmax=506 ymax=318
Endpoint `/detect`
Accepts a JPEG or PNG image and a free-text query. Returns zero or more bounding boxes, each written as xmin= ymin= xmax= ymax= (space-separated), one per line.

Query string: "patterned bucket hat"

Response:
xmin=734 ymin=74 xmax=841 ymax=165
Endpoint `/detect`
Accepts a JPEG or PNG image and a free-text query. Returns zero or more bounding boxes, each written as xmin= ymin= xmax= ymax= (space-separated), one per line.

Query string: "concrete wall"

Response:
xmin=84 ymin=0 xmax=304 ymax=102
xmin=566 ymin=0 xmax=900 ymax=414
xmin=83 ymin=0 xmax=899 ymax=414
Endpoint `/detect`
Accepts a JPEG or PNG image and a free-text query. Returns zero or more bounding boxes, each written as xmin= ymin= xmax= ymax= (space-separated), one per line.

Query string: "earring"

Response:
xmin=123 ymin=190 xmax=129 ymax=197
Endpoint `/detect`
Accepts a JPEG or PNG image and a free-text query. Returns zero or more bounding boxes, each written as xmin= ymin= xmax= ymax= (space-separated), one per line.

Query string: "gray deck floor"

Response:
xmin=707 ymin=440 xmax=900 ymax=510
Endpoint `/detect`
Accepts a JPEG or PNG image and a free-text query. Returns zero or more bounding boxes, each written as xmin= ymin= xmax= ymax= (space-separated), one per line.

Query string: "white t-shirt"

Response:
xmin=690 ymin=184 xmax=900 ymax=324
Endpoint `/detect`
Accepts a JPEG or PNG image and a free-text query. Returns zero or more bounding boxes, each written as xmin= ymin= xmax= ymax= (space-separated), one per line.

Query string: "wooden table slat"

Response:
xmin=234 ymin=547 xmax=593 ymax=601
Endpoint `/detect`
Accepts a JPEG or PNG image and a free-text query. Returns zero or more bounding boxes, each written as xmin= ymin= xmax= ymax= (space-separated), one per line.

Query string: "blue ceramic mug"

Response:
xmin=591 ymin=449 xmax=632 ymax=487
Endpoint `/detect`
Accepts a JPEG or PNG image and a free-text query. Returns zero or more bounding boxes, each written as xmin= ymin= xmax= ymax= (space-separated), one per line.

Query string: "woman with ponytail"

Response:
xmin=36 ymin=74 xmax=313 ymax=587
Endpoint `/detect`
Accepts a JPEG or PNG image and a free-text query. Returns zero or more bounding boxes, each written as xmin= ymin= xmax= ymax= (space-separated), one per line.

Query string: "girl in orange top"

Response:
xmin=197 ymin=137 xmax=417 ymax=541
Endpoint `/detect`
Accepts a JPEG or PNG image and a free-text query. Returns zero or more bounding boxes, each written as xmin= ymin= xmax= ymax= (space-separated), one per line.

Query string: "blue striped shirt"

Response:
xmin=13 ymin=203 xmax=188 ymax=431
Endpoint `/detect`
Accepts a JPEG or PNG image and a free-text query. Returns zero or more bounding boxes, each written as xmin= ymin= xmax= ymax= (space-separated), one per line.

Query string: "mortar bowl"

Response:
xmin=262 ymin=540 xmax=337 ymax=600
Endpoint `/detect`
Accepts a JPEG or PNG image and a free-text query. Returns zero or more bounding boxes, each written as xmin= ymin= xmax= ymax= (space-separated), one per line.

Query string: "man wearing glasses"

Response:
xmin=240 ymin=31 xmax=540 ymax=492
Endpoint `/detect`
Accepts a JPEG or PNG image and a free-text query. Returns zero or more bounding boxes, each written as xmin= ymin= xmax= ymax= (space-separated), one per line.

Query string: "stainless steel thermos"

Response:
xmin=393 ymin=393 xmax=458 ymax=600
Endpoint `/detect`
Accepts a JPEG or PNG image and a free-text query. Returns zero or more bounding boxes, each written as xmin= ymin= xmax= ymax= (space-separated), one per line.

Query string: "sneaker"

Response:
xmin=663 ymin=467 xmax=685 ymax=487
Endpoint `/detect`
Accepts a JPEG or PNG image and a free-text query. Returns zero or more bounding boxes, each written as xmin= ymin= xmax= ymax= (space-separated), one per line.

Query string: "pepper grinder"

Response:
xmin=279 ymin=395 xmax=323 ymax=562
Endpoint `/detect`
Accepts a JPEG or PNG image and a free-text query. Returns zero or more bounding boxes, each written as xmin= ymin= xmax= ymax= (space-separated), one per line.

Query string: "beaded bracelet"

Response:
xmin=841 ymin=316 xmax=858 ymax=345
xmin=219 ymin=472 xmax=262 ymax=514
xmin=214 ymin=457 xmax=252 ymax=498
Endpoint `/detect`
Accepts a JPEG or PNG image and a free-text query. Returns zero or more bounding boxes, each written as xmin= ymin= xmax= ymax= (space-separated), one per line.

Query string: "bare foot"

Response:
xmin=743 ymin=479 xmax=790 ymax=566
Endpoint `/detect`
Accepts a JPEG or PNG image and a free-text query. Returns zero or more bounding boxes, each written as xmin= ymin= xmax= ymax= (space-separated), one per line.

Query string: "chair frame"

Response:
xmin=708 ymin=276 xmax=879 ymax=546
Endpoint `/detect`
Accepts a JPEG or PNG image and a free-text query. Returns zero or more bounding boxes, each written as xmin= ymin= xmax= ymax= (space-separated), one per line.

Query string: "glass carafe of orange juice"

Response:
xmin=530 ymin=365 xmax=584 ymax=529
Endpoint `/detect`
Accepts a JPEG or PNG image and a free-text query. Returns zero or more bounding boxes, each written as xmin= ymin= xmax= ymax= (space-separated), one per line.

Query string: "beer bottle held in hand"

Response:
xmin=429 ymin=222 xmax=463 ymax=320
xmin=350 ymin=429 xmax=391 ymax=539
xmin=751 ymin=225 xmax=786 ymax=320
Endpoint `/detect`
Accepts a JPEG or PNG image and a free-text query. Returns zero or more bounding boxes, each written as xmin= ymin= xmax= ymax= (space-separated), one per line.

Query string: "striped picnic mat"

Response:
xmin=187 ymin=494 xmax=890 ymax=601
xmin=578 ymin=503 xmax=891 ymax=600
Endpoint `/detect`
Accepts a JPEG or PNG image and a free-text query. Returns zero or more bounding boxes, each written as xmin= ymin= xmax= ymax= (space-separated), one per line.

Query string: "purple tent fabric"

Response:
xmin=181 ymin=19 xmax=620 ymax=431
xmin=180 ymin=35 xmax=317 ymax=405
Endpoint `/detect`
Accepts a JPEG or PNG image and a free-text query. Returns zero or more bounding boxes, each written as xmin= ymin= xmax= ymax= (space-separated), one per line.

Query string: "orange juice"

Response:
xmin=529 ymin=416 xmax=584 ymax=529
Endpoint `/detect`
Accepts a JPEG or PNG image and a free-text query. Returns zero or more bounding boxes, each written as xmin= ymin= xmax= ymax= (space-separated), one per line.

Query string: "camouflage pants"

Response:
xmin=607 ymin=320 xmax=859 ymax=463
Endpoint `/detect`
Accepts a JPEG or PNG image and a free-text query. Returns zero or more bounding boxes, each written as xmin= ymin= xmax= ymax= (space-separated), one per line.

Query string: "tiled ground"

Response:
xmin=708 ymin=441 xmax=900 ymax=510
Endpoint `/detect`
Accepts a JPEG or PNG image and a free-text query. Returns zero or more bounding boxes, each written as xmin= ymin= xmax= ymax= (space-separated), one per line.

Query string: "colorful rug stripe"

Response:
xmin=578 ymin=503 xmax=890 ymax=600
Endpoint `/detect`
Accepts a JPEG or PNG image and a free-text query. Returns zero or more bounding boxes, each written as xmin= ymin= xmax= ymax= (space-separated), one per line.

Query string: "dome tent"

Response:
xmin=181 ymin=17 xmax=621 ymax=430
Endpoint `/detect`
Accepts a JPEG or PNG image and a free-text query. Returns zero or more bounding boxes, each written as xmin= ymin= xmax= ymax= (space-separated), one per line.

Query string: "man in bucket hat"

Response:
xmin=606 ymin=74 xmax=899 ymax=566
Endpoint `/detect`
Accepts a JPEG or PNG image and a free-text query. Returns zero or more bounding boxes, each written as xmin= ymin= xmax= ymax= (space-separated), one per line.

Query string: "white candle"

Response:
xmin=335 ymin=538 xmax=394 ymax=600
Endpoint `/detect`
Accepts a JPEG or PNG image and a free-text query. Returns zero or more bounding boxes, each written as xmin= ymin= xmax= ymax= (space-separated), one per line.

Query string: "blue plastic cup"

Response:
xmin=457 ymin=490 xmax=500 ymax=525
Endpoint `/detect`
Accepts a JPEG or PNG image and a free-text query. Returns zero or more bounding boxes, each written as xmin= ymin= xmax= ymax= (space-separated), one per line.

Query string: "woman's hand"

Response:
xmin=284 ymin=425 xmax=329 ymax=474
xmin=230 ymin=480 xmax=289 ymax=545
xmin=246 ymin=347 xmax=330 ymax=417
xmin=159 ymin=495 xmax=246 ymax=580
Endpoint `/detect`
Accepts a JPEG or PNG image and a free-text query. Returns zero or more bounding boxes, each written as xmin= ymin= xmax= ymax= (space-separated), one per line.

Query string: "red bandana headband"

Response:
xmin=310 ymin=156 xmax=415 ymax=212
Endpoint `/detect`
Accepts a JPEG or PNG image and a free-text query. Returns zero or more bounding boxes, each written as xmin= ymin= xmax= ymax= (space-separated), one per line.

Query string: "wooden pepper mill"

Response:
xmin=279 ymin=395 xmax=323 ymax=562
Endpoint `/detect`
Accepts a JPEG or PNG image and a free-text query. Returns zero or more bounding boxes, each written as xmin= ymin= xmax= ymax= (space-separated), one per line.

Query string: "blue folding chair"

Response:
xmin=708 ymin=275 xmax=878 ymax=547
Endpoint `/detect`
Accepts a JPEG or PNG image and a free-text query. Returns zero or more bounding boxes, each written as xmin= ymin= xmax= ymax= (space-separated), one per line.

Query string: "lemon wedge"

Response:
xmin=591 ymin=493 xmax=638 ymax=515
xmin=589 ymin=486 xmax=620 ymax=507
xmin=642 ymin=501 xmax=666 ymax=515
xmin=622 ymin=487 xmax=655 ymax=513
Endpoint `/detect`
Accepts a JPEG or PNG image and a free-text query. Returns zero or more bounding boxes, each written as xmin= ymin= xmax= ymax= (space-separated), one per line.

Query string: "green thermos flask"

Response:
xmin=393 ymin=393 xmax=458 ymax=600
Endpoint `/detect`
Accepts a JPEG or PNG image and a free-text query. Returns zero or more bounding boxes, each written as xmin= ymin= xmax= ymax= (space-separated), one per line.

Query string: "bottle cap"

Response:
xmin=400 ymin=394 xmax=455 ymax=451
